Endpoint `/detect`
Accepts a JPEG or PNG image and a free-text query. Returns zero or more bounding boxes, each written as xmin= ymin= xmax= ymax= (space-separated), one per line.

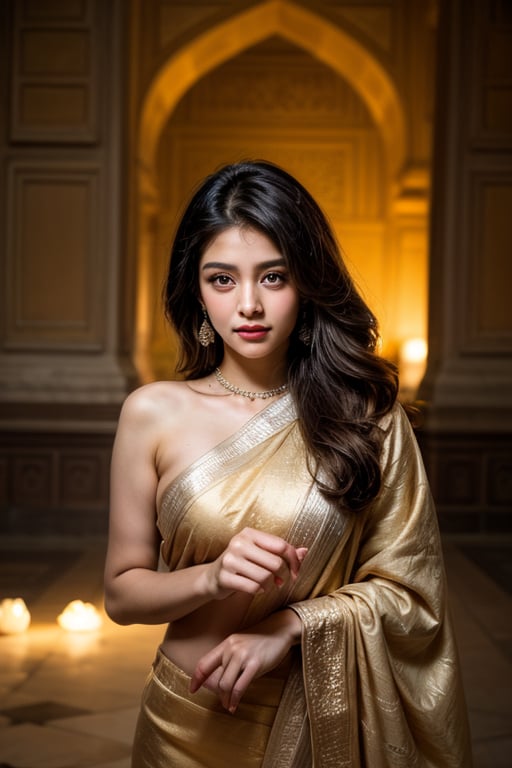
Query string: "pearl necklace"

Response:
xmin=214 ymin=368 xmax=288 ymax=401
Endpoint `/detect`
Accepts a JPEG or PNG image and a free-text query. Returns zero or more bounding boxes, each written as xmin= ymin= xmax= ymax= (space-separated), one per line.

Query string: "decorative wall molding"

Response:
xmin=0 ymin=353 xmax=131 ymax=404
xmin=5 ymin=161 xmax=104 ymax=351
xmin=419 ymin=430 xmax=512 ymax=532
xmin=469 ymin=0 xmax=512 ymax=147
xmin=461 ymin=168 xmax=512 ymax=353
xmin=0 ymin=429 xmax=113 ymax=535
xmin=10 ymin=0 xmax=99 ymax=143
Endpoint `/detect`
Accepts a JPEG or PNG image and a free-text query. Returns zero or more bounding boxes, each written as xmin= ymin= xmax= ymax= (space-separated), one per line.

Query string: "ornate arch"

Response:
xmin=138 ymin=0 xmax=406 ymax=180
xmin=135 ymin=0 xmax=408 ymax=378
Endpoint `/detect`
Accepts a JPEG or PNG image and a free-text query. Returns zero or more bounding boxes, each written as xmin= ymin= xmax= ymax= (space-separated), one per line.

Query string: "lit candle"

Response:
xmin=57 ymin=600 xmax=103 ymax=632
xmin=0 ymin=597 xmax=31 ymax=634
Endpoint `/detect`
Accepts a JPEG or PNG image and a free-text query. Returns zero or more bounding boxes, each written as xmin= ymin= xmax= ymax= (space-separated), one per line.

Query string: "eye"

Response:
xmin=262 ymin=272 xmax=286 ymax=285
xmin=209 ymin=273 xmax=234 ymax=287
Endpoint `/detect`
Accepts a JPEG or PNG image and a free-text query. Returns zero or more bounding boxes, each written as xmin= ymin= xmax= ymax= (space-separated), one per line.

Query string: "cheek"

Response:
xmin=201 ymin=290 xmax=230 ymax=321
xmin=275 ymin=291 xmax=300 ymax=330
xmin=286 ymin=289 xmax=301 ymax=318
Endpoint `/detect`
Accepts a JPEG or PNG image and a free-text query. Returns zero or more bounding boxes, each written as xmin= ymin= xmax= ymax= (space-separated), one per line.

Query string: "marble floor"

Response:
xmin=0 ymin=533 xmax=511 ymax=768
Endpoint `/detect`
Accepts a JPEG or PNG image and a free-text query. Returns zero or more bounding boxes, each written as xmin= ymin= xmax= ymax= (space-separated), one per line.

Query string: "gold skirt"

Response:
xmin=131 ymin=649 xmax=288 ymax=768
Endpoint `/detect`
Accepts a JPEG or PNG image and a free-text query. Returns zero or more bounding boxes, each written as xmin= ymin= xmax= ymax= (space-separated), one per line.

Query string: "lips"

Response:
xmin=235 ymin=325 xmax=270 ymax=340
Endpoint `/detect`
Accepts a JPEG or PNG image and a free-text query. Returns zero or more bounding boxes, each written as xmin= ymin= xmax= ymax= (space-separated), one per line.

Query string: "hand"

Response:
xmin=189 ymin=609 xmax=302 ymax=713
xmin=207 ymin=527 xmax=308 ymax=600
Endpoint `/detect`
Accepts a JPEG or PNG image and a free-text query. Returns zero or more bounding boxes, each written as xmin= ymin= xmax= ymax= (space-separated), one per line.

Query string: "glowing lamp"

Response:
xmin=399 ymin=338 xmax=428 ymax=397
xmin=57 ymin=600 xmax=103 ymax=632
xmin=0 ymin=597 xmax=31 ymax=634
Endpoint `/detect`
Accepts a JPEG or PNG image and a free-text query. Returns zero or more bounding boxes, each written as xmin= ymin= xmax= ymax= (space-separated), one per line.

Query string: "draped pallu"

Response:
xmin=148 ymin=395 xmax=472 ymax=767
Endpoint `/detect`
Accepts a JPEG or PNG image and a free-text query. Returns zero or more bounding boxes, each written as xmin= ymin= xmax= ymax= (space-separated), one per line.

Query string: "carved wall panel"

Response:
xmin=10 ymin=0 xmax=99 ymax=143
xmin=329 ymin=5 xmax=394 ymax=53
xmin=470 ymin=0 xmax=512 ymax=145
xmin=13 ymin=453 xmax=55 ymax=507
xmin=420 ymin=433 xmax=512 ymax=532
xmin=438 ymin=457 xmax=481 ymax=506
xmin=417 ymin=0 xmax=512 ymax=531
xmin=59 ymin=452 xmax=109 ymax=506
xmin=5 ymin=163 xmax=103 ymax=350
xmin=0 ymin=0 xmax=126 ymax=531
xmin=465 ymin=171 xmax=512 ymax=348
xmin=159 ymin=1 xmax=230 ymax=48
xmin=0 ymin=431 xmax=113 ymax=534
xmin=488 ymin=455 xmax=512 ymax=507
xmin=178 ymin=46 xmax=375 ymax=126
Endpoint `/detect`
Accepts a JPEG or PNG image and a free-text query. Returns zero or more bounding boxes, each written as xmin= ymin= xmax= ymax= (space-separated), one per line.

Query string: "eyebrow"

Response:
xmin=201 ymin=259 xmax=287 ymax=271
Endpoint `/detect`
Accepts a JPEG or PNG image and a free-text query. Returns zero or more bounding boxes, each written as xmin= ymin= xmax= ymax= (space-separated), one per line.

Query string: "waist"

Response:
xmin=154 ymin=646 xmax=292 ymax=716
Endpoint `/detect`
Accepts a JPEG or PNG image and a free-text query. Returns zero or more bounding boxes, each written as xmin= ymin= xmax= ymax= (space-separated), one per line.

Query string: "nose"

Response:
xmin=238 ymin=282 xmax=263 ymax=317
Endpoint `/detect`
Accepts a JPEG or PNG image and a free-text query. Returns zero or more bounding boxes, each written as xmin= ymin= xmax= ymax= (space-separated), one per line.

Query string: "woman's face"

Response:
xmin=198 ymin=226 xmax=300 ymax=364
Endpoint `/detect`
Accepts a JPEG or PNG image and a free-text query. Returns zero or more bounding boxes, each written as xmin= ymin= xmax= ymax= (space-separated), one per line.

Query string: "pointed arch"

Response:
xmin=134 ymin=0 xmax=410 ymax=380
xmin=138 ymin=0 xmax=406 ymax=181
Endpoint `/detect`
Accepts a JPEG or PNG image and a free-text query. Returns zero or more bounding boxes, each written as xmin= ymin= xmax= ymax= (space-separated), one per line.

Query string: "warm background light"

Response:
xmin=57 ymin=600 xmax=103 ymax=632
xmin=0 ymin=597 xmax=31 ymax=634
xmin=399 ymin=337 xmax=428 ymax=399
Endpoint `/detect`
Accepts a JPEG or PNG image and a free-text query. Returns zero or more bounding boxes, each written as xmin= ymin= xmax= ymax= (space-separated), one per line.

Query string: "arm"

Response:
xmin=104 ymin=387 xmax=307 ymax=626
xmin=104 ymin=387 xmax=214 ymax=625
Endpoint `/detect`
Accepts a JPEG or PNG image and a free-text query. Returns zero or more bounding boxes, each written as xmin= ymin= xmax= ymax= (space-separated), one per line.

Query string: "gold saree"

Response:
xmin=149 ymin=394 xmax=472 ymax=767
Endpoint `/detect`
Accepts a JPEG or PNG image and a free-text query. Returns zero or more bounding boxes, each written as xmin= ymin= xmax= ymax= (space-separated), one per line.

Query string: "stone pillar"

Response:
xmin=419 ymin=0 xmax=512 ymax=531
xmin=0 ymin=0 xmax=134 ymax=533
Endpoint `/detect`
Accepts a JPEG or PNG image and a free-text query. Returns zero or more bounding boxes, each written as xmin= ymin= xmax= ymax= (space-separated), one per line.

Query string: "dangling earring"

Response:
xmin=198 ymin=308 xmax=215 ymax=347
xmin=298 ymin=313 xmax=312 ymax=346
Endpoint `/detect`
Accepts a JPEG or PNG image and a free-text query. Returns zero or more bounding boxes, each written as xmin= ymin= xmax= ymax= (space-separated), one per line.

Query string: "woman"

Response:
xmin=104 ymin=160 xmax=472 ymax=767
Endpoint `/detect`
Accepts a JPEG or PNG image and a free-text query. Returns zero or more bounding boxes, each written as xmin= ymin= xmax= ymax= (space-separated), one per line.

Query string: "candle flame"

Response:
xmin=0 ymin=597 xmax=31 ymax=634
xmin=57 ymin=600 xmax=103 ymax=632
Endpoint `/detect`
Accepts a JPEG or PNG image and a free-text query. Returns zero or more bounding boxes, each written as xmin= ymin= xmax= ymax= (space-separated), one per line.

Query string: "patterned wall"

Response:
xmin=0 ymin=0 xmax=510 ymax=531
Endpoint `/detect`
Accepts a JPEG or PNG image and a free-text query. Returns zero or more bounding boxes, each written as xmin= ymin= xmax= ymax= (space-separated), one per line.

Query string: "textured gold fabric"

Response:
xmin=154 ymin=395 xmax=472 ymax=767
xmin=132 ymin=649 xmax=287 ymax=768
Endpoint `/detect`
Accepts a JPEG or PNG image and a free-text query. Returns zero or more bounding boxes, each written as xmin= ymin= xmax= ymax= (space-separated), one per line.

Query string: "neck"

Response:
xmin=218 ymin=353 xmax=288 ymax=393
xmin=215 ymin=368 xmax=288 ymax=401
xmin=214 ymin=356 xmax=287 ymax=400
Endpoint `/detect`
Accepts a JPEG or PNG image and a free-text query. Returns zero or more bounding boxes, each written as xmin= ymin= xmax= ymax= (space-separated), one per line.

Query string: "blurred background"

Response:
xmin=0 ymin=0 xmax=510 ymax=766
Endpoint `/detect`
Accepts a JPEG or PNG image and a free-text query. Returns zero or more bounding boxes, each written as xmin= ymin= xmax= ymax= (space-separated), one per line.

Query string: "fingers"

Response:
xmin=219 ymin=658 xmax=256 ymax=713
xmin=189 ymin=649 xmax=221 ymax=694
xmin=209 ymin=528 xmax=308 ymax=600
xmin=190 ymin=640 xmax=257 ymax=713
xmin=245 ymin=529 xmax=305 ymax=580
xmin=224 ymin=528 xmax=307 ymax=590
xmin=190 ymin=613 xmax=299 ymax=713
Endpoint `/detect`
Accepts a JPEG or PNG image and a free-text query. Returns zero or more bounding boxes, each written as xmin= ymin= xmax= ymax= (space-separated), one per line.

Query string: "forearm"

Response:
xmin=266 ymin=606 xmax=303 ymax=646
xmin=104 ymin=562 xmax=214 ymax=626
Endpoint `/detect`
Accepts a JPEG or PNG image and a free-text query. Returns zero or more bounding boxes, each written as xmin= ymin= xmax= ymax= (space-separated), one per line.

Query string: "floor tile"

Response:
xmin=1 ymin=533 xmax=511 ymax=767
xmin=0 ymin=700 xmax=91 ymax=725
xmin=0 ymin=722 xmax=130 ymax=768
xmin=51 ymin=708 xmax=139 ymax=746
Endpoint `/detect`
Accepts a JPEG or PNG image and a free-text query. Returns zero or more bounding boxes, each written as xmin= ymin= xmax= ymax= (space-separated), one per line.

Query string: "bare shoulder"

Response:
xmin=119 ymin=380 xmax=197 ymax=427
xmin=118 ymin=378 xmax=220 ymax=492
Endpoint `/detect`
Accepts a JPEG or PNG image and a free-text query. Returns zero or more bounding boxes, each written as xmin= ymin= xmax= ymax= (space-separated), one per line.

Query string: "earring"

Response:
xmin=198 ymin=308 xmax=215 ymax=347
xmin=298 ymin=316 xmax=312 ymax=346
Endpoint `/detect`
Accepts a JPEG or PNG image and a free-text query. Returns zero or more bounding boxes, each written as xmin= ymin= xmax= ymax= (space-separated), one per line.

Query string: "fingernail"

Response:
xmin=274 ymin=576 xmax=284 ymax=587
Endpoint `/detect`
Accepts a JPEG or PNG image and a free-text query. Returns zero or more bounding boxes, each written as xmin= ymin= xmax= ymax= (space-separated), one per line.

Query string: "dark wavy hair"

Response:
xmin=165 ymin=160 xmax=398 ymax=512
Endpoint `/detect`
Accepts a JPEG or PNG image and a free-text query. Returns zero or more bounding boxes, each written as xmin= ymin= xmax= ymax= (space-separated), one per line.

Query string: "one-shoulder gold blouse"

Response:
xmin=156 ymin=395 xmax=472 ymax=767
